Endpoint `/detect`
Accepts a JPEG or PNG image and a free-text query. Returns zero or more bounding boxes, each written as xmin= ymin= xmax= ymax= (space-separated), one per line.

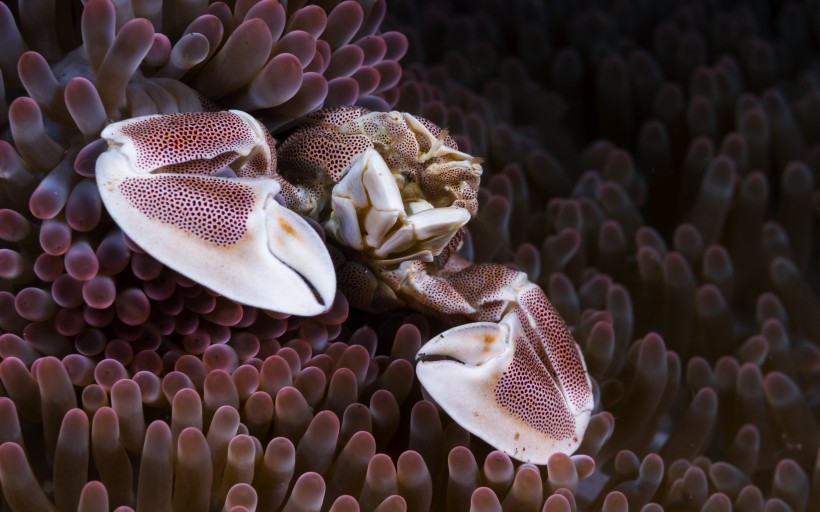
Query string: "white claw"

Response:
xmin=262 ymin=196 xmax=336 ymax=312
xmin=328 ymin=148 xmax=406 ymax=252
xmin=326 ymin=147 xmax=471 ymax=262
xmin=359 ymin=149 xmax=403 ymax=211
xmin=372 ymin=206 xmax=471 ymax=260
xmin=100 ymin=114 xmax=164 ymax=174
xmin=417 ymin=321 xmax=510 ymax=365
xmin=329 ymin=196 xmax=364 ymax=250
xmin=415 ymin=274 xmax=593 ymax=465
xmin=364 ymin=209 xmax=400 ymax=248
xmin=96 ymin=111 xmax=336 ymax=316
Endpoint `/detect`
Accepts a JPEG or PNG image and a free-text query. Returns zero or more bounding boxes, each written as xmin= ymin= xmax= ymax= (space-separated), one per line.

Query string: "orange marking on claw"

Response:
xmin=278 ymin=216 xmax=298 ymax=238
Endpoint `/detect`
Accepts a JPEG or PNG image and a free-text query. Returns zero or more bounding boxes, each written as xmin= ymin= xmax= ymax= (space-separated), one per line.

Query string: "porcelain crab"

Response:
xmin=95 ymin=106 xmax=593 ymax=464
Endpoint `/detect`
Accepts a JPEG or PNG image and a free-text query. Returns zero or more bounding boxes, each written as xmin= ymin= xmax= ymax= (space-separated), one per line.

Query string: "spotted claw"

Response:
xmin=95 ymin=111 xmax=336 ymax=316
xmin=414 ymin=265 xmax=593 ymax=465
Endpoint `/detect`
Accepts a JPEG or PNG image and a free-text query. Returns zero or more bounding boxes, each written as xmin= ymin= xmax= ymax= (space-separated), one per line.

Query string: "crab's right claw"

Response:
xmin=416 ymin=282 xmax=593 ymax=465
xmin=96 ymin=111 xmax=336 ymax=316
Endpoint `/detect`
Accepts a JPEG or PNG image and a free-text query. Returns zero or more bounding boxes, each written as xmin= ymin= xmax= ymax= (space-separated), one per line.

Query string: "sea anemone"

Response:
xmin=1 ymin=0 xmax=406 ymax=359
xmin=387 ymin=0 xmax=819 ymax=509
xmin=2 ymin=0 xmax=820 ymax=511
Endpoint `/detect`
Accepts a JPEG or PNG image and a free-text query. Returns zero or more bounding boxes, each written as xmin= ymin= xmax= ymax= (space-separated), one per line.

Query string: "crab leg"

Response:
xmin=95 ymin=111 xmax=336 ymax=316
xmin=405 ymin=261 xmax=593 ymax=464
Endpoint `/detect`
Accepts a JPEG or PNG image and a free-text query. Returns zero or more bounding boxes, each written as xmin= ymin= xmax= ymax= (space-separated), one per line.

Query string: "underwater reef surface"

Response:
xmin=0 ymin=0 xmax=818 ymax=511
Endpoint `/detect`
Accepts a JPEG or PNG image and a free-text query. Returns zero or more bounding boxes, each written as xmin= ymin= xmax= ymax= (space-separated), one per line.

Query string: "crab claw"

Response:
xmin=95 ymin=111 xmax=335 ymax=316
xmin=325 ymin=148 xmax=471 ymax=265
xmin=415 ymin=270 xmax=592 ymax=465
xmin=98 ymin=110 xmax=276 ymax=178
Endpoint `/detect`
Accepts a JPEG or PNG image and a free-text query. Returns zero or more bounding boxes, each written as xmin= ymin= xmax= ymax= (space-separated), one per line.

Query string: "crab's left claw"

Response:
xmin=413 ymin=265 xmax=593 ymax=465
xmin=95 ymin=111 xmax=335 ymax=316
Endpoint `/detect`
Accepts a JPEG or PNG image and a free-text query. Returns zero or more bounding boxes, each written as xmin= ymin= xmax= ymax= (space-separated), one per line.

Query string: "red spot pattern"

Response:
xmin=242 ymin=149 xmax=272 ymax=178
xmin=445 ymin=264 xmax=519 ymax=322
xmin=278 ymin=127 xmax=372 ymax=183
xmin=495 ymin=308 xmax=578 ymax=440
xmin=355 ymin=112 xmax=407 ymax=149
xmin=119 ymin=175 xmax=254 ymax=246
xmin=487 ymin=281 xmax=591 ymax=439
xmin=251 ymin=127 xmax=279 ymax=179
xmin=450 ymin=182 xmax=479 ymax=214
xmin=518 ymin=286 xmax=591 ymax=413
xmin=277 ymin=107 xmax=481 ymax=222
xmin=117 ymin=112 xmax=258 ymax=174
xmin=161 ymin=152 xmax=239 ymax=175
xmin=306 ymin=105 xmax=371 ymax=127
xmin=418 ymin=161 xmax=480 ymax=215
xmin=339 ymin=261 xmax=405 ymax=313
xmin=395 ymin=258 xmax=590 ymax=439
xmin=337 ymin=261 xmax=375 ymax=309
xmin=400 ymin=115 xmax=480 ymax=214
xmin=389 ymin=261 xmax=513 ymax=323
xmin=402 ymin=261 xmax=478 ymax=317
